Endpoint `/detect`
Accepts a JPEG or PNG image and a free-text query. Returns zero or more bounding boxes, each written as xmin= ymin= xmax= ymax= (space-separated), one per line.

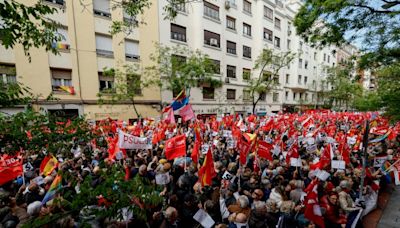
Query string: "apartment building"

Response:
xmin=159 ymin=0 xmax=336 ymax=115
xmin=0 ymin=0 xmax=160 ymax=121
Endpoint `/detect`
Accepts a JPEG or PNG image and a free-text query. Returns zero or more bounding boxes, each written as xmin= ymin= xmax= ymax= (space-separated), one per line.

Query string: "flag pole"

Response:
xmin=359 ymin=120 xmax=369 ymax=202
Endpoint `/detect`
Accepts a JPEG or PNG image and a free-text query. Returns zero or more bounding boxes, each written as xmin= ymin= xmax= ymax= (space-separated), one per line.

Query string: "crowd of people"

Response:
xmin=1 ymin=111 xmax=399 ymax=228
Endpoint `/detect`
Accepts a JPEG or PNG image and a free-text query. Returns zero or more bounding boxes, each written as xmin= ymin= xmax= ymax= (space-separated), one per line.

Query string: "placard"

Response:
xmin=290 ymin=157 xmax=302 ymax=167
xmin=316 ymin=170 xmax=330 ymax=181
xmin=118 ymin=131 xmax=152 ymax=150
xmin=223 ymin=130 xmax=232 ymax=138
xmin=374 ymin=156 xmax=387 ymax=168
xmin=201 ymin=144 xmax=210 ymax=154
xmin=306 ymin=144 xmax=317 ymax=153
xmin=222 ymin=171 xmax=233 ymax=180
xmin=155 ymin=172 xmax=170 ymax=185
xmin=331 ymin=160 xmax=346 ymax=170
xmin=227 ymin=139 xmax=235 ymax=149
xmin=193 ymin=209 xmax=215 ymax=228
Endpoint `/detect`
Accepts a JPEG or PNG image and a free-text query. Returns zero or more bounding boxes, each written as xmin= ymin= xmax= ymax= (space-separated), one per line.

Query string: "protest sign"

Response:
xmin=331 ymin=160 xmax=346 ymax=170
xmin=374 ymin=156 xmax=387 ymax=168
xmin=193 ymin=209 xmax=215 ymax=228
xmin=118 ymin=131 xmax=152 ymax=150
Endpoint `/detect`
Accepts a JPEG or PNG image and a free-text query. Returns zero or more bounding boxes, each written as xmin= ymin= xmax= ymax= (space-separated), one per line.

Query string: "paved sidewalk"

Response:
xmin=362 ymin=184 xmax=393 ymax=228
xmin=377 ymin=185 xmax=400 ymax=228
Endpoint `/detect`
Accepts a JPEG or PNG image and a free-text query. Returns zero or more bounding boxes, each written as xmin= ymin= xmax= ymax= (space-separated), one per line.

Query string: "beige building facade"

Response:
xmin=0 ymin=0 xmax=161 ymax=121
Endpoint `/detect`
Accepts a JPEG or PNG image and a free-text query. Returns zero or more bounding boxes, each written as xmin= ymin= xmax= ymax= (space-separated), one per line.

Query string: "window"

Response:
xmin=293 ymin=92 xmax=296 ymax=100
xmin=176 ymin=3 xmax=187 ymax=12
xmin=274 ymin=17 xmax=281 ymax=29
xmin=171 ymin=23 xmax=186 ymax=42
xmin=273 ymin=93 xmax=279 ymax=102
xmin=299 ymin=93 xmax=303 ymax=100
xmin=226 ymin=16 xmax=236 ymax=30
xmin=227 ymin=41 xmax=236 ymax=55
xmin=243 ymin=45 xmax=251 ymax=58
xmin=328 ymin=55 xmax=330 ymax=63
xmin=323 ymin=53 xmax=326 ymax=61
xmin=262 ymin=71 xmax=272 ymax=82
xmin=210 ymin=59 xmax=220 ymax=74
xmin=93 ymin=0 xmax=111 ymax=18
xmin=171 ymin=55 xmax=186 ymax=73
xmin=95 ymin=34 xmax=113 ymax=57
xmin=227 ymin=89 xmax=236 ymax=100
xmin=299 ymin=41 xmax=303 ymax=51
xmin=305 ymin=93 xmax=309 ymax=101
xmin=204 ymin=30 xmax=220 ymax=47
xmin=285 ymin=74 xmax=289 ymax=84
xmin=264 ymin=6 xmax=273 ymax=20
xmin=99 ymin=72 xmax=114 ymax=93
xmin=298 ymin=75 xmax=302 ymax=84
xmin=274 ymin=37 xmax=280 ymax=48
xmin=227 ymin=65 xmax=236 ymax=78
xmin=287 ymin=22 xmax=292 ymax=35
xmin=287 ymin=39 xmax=291 ymax=49
xmin=125 ymin=39 xmax=140 ymax=61
xmin=203 ymin=87 xmax=215 ymax=99
xmin=127 ymin=74 xmax=142 ymax=95
xmin=298 ymin=59 xmax=302 ymax=68
xmin=123 ymin=11 xmax=139 ymax=25
xmin=263 ymin=28 xmax=273 ymax=41
xmin=333 ymin=62 xmax=335 ymax=67
xmin=243 ymin=23 xmax=251 ymax=36
xmin=243 ymin=89 xmax=250 ymax=101
xmin=51 ymin=68 xmax=72 ymax=92
xmin=312 ymin=94 xmax=315 ymax=102
xmin=259 ymin=92 xmax=266 ymax=101
xmin=242 ymin=68 xmax=251 ymax=80
xmin=44 ymin=0 xmax=64 ymax=6
xmin=0 ymin=64 xmax=17 ymax=84
xmin=204 ymin=1 xmax=219 ymax=20
xmin=314 ymin=52 xmax=317 ymax=60
xmin=54 ymin=28 xmax=70 ymax=50
xmin=305 ymin=60 xmax=308 ymax=69
xmin=285 ymin=91 xmax=289 ymax=100
xmin=243 ymin=0 xmax=251 ymax=14
xmin=304 ymin=76 xmax=308 ymax=84
xmin=312 ymin=80 xmax=316 ymax=88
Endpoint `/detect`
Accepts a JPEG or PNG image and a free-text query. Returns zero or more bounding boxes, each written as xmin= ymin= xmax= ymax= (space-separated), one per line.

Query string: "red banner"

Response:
xmin=257 ymin=141 xmax=273 ymax=161
xmin=165 ymin=134 xmax=186 ymax=160
xmin=238 ymin=138 xmax=251 ymax=165
xmin=0 ymin=154 xmax=23 ymax=186
xmin=179 ymin=104 xmax=195 ymax=122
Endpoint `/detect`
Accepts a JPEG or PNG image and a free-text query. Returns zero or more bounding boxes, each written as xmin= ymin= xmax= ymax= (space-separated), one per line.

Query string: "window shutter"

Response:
xmin=95 ymin=34 xmax=113 ymax=52
xmin=51 ymin=69 xmax=72 ymax=79
xmin=93 ymin=0 xmax=110 ymax=13
xmin=125 ymin=40 xmax=140 ymax=56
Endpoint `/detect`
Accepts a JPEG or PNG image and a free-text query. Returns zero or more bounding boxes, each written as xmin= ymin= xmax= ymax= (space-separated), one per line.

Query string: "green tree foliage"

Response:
xmin=353 ymin=91 xmax=382 ymax=111
xmin=97 ymin=65 xmax=160 ymax=118
xmin=294 ymin=0 xmax=400 ymax=66
xmin=0 ymin=0 xmax=61 ymax=58
xmin=0 ymin=80 xmax=32 ymax=108
xmin=248 ymin=49 xmax=295 ymax=114
xmin=144 ymin=44 xmax=222 ymax=96
xmin=377 ymin=63 xmax=400 ymax=121
xmin=326 ymin=63 xmax=363 ymax=110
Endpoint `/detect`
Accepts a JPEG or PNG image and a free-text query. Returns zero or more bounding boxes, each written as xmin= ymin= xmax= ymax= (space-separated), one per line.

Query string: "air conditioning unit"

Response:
xmin=225 ymin=1 xmax=231 ymax=9
xmin=210 ymin=38 xmax=218 ymax=47
xmin=225 ymin=77 xmax=230 ymax=83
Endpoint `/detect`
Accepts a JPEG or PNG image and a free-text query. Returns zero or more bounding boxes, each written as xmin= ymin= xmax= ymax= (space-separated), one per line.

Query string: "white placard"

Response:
xmin=213 ymin=139 xmax=219 ymax=146
xmin=201 ymin=144 xmax=210 ymax=154
xmin=155 ymin=172 xmax=170 ymax=185
xmin=272 ymin=145 xmax=281 ymax=156
xmin=306 ymin=137 xmax=315 ymax=145
xmin=347 ymin=136 xmax=357 ymax=145
xmin=223 ymin=130 xmax=232 ymax=138
xmin=227 ymin=139 xmax=235 ymax=149
xmin=306 ymin=144 xmax=317 ymax=153
xmin=316 ymin=170 xmax=330 ymax=181
xmin=374 ymin=156 xmax=387 ymax=168
xmin=32 ymin=176 xmax=44 ymax=185
xmin=193 ymin=209 xmax=215 ymax=228
xmin=222 ymin=171 xmax=233 ymax=180
xmin=290 ymin=157 xmax=302 ymax=167
xmin=331 ymin=160 xmax=346 ymax=170
xmin=115 ymin=151 xmax=124 ymax=160
xmin=118 ymin=131 xmax=152 ymax=150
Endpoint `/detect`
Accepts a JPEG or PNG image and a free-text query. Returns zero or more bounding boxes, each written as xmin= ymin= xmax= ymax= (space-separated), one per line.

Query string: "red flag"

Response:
xmin=165 ymin=134 xmax=186 ymax=160
xmin=179 ymin=104 xmax=195 ymax=122
xmin=286 ymin=143 xmax=299 ymax=164
xmin=191 ymin=127 xmax=201 ymax=164
xmin=304 ymin=181 xmax=325 ymax=228
xmin=238 ymin=137 xmax=251 ymax=165
xmin=164 ymin=108 xmax=175 ymax=124
xmin=257 ymin=141 xmax=273 ymax=161
xmin=198 ymin=149 xmax=216 ymax=186
xmin=0 ymin=153 xmax=23 ymax=186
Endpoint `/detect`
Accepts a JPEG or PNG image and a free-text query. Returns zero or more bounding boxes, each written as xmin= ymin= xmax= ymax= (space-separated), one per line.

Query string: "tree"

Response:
xmin=0 ymin=0 xmax=60 ymax=58
xmin=144 ymin=44 xmax=222 ymax=97
xmin=247 ymin=49 xmax=295 ymax=114
xmin=97 ymin=64 xmax=160 ymax=118
xmin=1 ymin=0 xmax=194 ymax=56
xmin=326 ymin=63 xmax=363 ymax=110
xmin=353 ymin=91 xmax=382 ymax=111
xmin=294 ymin=0 xmax=400 ymax=66
xmin=0 ymin=80 xmax=32 ymax=109
xmin=377 ymin=63 xmax=400 ymax=121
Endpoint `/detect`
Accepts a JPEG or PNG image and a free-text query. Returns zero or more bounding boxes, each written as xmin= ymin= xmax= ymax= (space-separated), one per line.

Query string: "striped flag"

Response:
xmin=40 ymin=155 xmax=58 ymax=176
xmin=41 ymin=175 xmax=62 ymax=205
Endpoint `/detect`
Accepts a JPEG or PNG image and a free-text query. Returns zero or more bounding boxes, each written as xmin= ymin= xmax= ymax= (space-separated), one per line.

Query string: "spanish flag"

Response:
xmin=40 ymin=155 xmax=59 ymax=176
xmin=198 ymin=148 xmax=216 ymax=187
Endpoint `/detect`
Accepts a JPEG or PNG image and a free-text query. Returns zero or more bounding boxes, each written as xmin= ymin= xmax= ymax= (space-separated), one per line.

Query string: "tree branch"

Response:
xmin=350 ymin=3 xmax=400 ymax=14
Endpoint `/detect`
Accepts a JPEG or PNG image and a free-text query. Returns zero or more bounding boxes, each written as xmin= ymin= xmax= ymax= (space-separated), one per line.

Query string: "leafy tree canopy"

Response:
xmin=294 ymin=0 xmax=400 ymax=66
